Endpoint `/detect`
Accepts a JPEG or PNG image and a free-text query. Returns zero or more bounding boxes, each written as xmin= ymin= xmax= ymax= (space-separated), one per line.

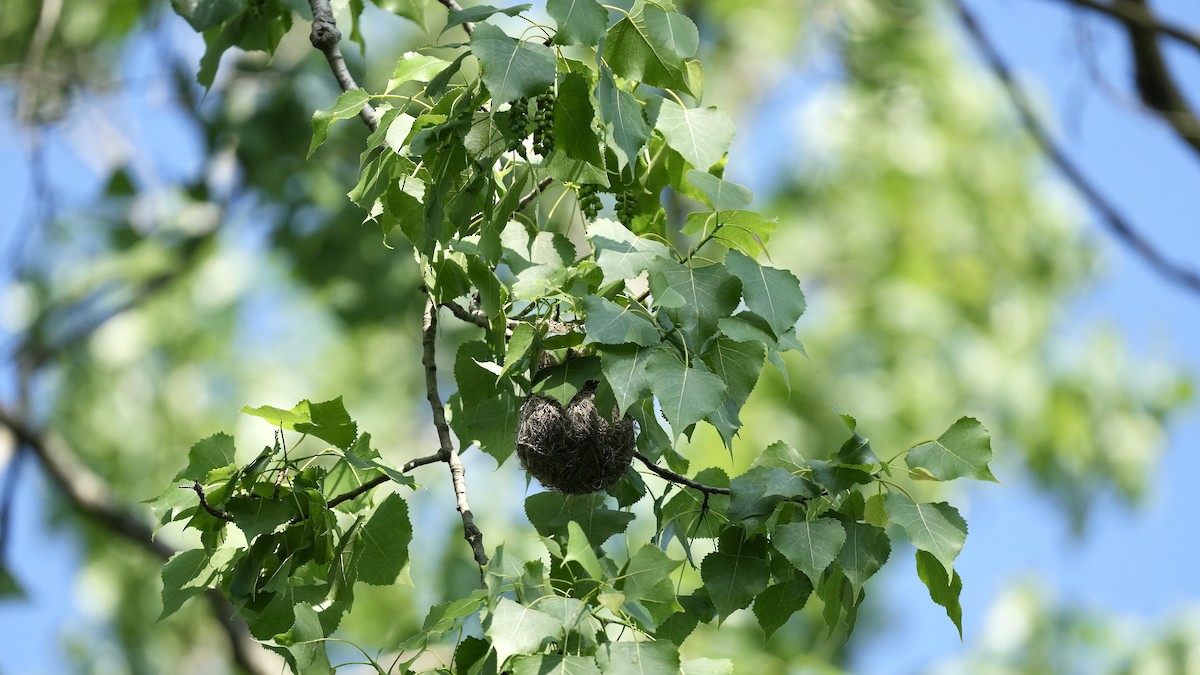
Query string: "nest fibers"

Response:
xmin=516 ymin=382 xmax=636 ymax=493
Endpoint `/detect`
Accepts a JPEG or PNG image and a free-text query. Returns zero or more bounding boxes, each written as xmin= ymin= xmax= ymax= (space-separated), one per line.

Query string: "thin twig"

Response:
xmin=633 ymin=452 xmax=731 ymax=495
xmin=188 ymin=482 xmax=235 ymax=522
xmin=442 ymin=301 xmax=490 ymax=328
xmin=516 ymin=177 xmax=556 ymax=213
xmin=955 ymin=1 xmax=1200 ymax=297
xmin=308 ymin=0 xmax=378 ymax=131
xmin=422 ymin=296 xmax=489 ymax=574
xmin=1048 ymin=0 xmax=1200 ymax=57
xmin=323 ymin=449 xmax=443 ymax=510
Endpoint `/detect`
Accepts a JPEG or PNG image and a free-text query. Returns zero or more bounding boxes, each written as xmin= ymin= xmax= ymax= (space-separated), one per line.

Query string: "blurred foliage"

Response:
xmin=0 ymin=0 xmax=1190 ymax=672
xmin=926 ymin=584 xmax=1200 ymax=675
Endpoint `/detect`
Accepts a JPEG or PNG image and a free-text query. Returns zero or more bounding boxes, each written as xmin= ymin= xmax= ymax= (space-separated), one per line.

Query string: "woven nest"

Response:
xmin=516 ymin=381 xmax=636 ymax=493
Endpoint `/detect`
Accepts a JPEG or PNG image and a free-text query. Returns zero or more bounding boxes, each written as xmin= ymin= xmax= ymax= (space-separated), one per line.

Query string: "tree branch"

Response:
xmin=422 ymin=296 xmax=489 ymax=574
xmin=633 ymin=452 xmax=731 ymax=495
xmin=307 ymin=0 xmax=377 ymax=131
xmin=517 ymin=177 xmax=556 ymax=213
xmin=437 ymin=0 xmax=476 ymax=35
xmin=956 ymin=1 xmax=1200 ymax=297
xmin=1048 ymin=0 xmax=1200 ymax=57
xmin=442 ymin=301 xmax=490 ymax=328
xmin=322 ymin=449 xmax=443 ymax=510
xmin=1113 ymin=0 xmax=1200 ymax=157
xmin=0 ymin=407 xmax=278 ymax=675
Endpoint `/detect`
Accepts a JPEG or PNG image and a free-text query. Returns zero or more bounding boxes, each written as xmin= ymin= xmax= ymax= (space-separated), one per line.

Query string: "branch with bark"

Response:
xmin=307 ymin=0 xmax=377 ymax=130
xmin=1050 ymin=0 xmax=1200 ymax=56
xmin=422 ymin=296 xmax=490 ymax=574
xmin=956 ymin=0 xmax=1200 ymax=298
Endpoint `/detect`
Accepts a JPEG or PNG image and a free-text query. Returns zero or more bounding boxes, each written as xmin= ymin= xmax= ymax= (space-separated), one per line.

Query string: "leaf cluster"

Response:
xmin=158 ymin=0 xmax=1000 ymax=672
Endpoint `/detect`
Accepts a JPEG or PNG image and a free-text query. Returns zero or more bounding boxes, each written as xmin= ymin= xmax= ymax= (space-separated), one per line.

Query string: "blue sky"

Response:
xmin=2 ymin=1 xmax=1199 ymax=673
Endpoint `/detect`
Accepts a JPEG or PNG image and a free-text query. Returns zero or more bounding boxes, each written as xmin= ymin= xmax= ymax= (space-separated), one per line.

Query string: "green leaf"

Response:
xmin=906 ymin=417 xmax=998 ymax=483
xmin=603 ymin=4 xmax=698 ymax=92
xmin=834 ymin=416 xmax=880 ymax=466
xmin=807 ymin=460 xmax=873 ymax=494
xmin=685 ymin=171 xmax=752 ymax=212
xmin=654 ymin=100 xmax=734 ymax=171
xmin=815 ymin=565 xmax=850 ymax=636
xmin=726 ymin=465 xmax=817 ymax=524
xmin=449 ymin=341 xmax=520 ymax=463
xmin=446 ymin=3 xmax=530 ymax=30
xmin=159 ymin=547 xmax=235 ymax=621
xmin=564 ymin=521 xmax=604 ymax=580
xmin=487 ymin=598 xmax=565 ymax=668
xmin=470 ymin=23 xmax=556 ymax=105
xmin=752 ymin=578 xmax=813 ymax=639
xmin=335 ymin=437 xmax=418 ymax=490
xmin=464 ymin=112 xmax=509 ymax=161
xmin=597 ymin=641 xmax=681 ymax=675
xmin=916 ymin=550 xmax=963 ymax=638
xmin=620 ymin=545 xmax=684 ymax=628
xmin=294 ymin=397 xmax=358 ymax=450
xmin=750 ymin=440 xmax=807 ymax=474
xmin=836 ymin=519 xmax=891 ymax=594
xmin=701 ymin=529 xmax=770 ymax=620
xmin=525 ymin=492 xmax=634 ymax=544
xmin=386 ymin=52 xmax=449 ymax=92
xmin=681 ymin=659 xmax=733 ymax=675
xmin=548 ymin=0 xmax=607 ymax=46
xmin=587 ymin=218 xmax=671 ymax=286
xmin=657 ymin=592 xmax=713 ymax=645
xmin=645 ymin=349 xmax=726 ymax=436
xmin=884 ymin=493 xmax=968 ymax=575
xmin=724 ymin=250 xmax=805 ymax=337
xmin=531 ymin=355 xmax=603 ymax=406
xmin=357 ymin=493 xmax=412 ymax=585
xmin=660 ymin=467 xmax=729 ymax=540
xmin=864 ymin=494 xmax=889 ymax=528
xmin=501 ymin=221 xmax=576 ymax=300
xmin=701 ymin=336 xmax=766 ymax=447
xmin=173 ymin=433 xmax=236 ymax=483
xmin=274 ymin=604 xmax=332 ymax=675
xmin=241 ymin=401 xmax=310 ymax=428
xmin=647 ymin=258 xmax=741 ymax=347
xmin=772 ymin=518 xmax=846 ymax=585
xmin=159 ymin=549 xmax=213 ymax=621
xmin=411 ymin=592 xmax=486 ymax=645
xmin=325 ymin=433 xmax=382 ymax=512
xmin=309 ymin=89 xmax=371 ymax=158
xmin=554 ymin=72 xmax=607 ymax=171
xmin=452 ymin=635 xmax=497 ymax=675
xmin=532 ymin=596 xmax=600 ymax=654
xmin=584 ymin=295 xmax=660 ymax=346
xmin=171 ymin=0 xmax=240 ymax=31
xmin=513 ymin=655 xmax=603 ymax=675
xmin=704 ymin=210 xmax=778 ymax=258
xmin=499 ymin=323 xmax=537 ymax=379
xmin=598 ymin=343 xmax=657 ymax=415
xmin=597 ymin=67 xmax=650 ymax=172
xmin=225 ymin=496 xmax=297 ymax=541
xmin=372 ymin=0 xmax=427 ymax=26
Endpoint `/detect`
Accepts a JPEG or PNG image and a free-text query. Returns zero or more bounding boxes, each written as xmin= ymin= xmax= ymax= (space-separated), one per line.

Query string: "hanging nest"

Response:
xmin=516 ymin=381 xmax=636 ymax=493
